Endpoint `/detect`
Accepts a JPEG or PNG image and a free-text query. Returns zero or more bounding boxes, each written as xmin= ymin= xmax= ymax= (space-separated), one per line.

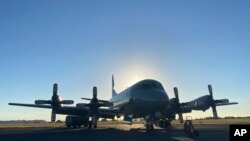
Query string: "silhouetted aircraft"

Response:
xmin=9 ymin=83 xmax=115 ymax=128
xmin=9 ymin=75 xmax=238 ymax=130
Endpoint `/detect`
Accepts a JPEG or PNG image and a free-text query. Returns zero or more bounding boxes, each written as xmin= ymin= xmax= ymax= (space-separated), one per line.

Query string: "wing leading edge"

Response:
xmin=8 ymin=102 xmax=118 ymax=119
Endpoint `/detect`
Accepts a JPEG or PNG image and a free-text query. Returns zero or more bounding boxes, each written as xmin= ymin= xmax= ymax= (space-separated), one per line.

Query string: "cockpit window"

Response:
xmin=139 ymin=82 xmax=164 ymax=90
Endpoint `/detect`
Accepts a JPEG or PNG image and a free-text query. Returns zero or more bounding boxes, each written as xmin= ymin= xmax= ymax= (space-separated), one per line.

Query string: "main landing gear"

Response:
xmin=145 ymin=123 xmax=154 ymax=131
xmin=88 ymin=121 xmax=97 ymax=129
xmin=88 ymin=116 xmax=98 ymax=129
xmin=145 ymin=119 xmax=173 ymax=131
xmin=157 ymin=119 xmax=172 ymax=129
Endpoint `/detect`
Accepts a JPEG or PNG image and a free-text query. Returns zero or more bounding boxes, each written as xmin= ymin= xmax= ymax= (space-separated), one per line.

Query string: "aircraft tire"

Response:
xmin=66 ymin=124 xmax=71 ymax=128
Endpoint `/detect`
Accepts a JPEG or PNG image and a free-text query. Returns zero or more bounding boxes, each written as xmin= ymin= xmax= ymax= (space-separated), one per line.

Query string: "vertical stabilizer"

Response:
xmin=112 ymin=75 xmax=117 ymax=97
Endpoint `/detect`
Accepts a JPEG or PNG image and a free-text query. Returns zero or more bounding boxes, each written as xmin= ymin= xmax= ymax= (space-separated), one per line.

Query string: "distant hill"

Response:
xmin=0 ymin=120 xmax=46 ymax=124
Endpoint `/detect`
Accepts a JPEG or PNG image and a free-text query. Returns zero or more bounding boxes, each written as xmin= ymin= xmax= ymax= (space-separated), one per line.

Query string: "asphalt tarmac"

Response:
xmin=0 ymin=123 xmax=230 ymax=141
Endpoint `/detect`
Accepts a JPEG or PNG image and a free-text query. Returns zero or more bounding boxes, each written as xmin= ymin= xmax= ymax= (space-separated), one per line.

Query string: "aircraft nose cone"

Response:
xmin=132 ymin=89 xmax=169 ymax=112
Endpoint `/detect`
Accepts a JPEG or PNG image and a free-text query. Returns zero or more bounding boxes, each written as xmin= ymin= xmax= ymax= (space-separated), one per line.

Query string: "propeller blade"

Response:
xmin=61 ymin=100 xmax=74 ymax=105
xmin=51 ymin=109 xmax=56 ymax=122
xmin=35 ymin=100 xmax=51 ymax=105
xmin=208 ymin=85 xmax=218 ymax=118
xmin=208 ymin=85 xmax=213 ymax=98
xmin=81 ymin=98 xmax=92 ymax=101
xmin=211 ymin=105 xmax=218 ymax=119
xmin=174 ymin=87 xmax=179 ymax=101
xmin=93 ymin=86 xmax=97 ymax=98
xmin=178 ymin=112 xmax=184 ymax=123
xmin=173 ymin=87 xmax=183 ymax=123
xmin=53 ymin=83 xmax=58 ymax=96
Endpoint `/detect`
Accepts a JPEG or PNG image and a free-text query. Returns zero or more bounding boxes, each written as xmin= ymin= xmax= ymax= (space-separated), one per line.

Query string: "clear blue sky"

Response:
xmin=0 ymin=0 xmax=249 ymax=121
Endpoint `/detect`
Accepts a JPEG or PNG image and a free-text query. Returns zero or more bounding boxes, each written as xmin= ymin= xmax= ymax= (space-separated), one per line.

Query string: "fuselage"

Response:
xmin=109 ymin=79 xmax=169 ymax=117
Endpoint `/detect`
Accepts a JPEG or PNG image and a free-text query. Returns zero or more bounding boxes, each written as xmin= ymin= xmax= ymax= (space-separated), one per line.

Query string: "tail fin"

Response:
xmin=112 ymin=75 xmax=117 ymax=97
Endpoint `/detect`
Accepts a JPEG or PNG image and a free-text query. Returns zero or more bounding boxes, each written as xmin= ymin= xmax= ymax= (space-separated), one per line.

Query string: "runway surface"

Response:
xmin=0 ymin=123 xmax=229 ymax=141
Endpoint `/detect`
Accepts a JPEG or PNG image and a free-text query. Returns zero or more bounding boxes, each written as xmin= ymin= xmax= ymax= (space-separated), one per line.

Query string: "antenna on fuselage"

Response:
xmin=112 ymin=75 xmax=117 ymax=97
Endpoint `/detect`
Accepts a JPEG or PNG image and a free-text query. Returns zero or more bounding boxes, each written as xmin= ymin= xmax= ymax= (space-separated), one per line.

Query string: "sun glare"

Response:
xmin=114 ymin=58 xmax=163 ymax=91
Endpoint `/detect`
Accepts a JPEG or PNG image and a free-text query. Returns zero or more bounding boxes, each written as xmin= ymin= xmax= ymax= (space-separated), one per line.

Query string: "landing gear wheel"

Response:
xmin=84 ymin=123 xmax=88 ymax=127
xmin=146 ymin=124 xmax=150 ymax=131
xmin=149 ymin=124 xmax=154 ymax=130
xmin=164 ymin=120 xmax=172 ymax=129
xmin=145 ymin=124 xmax=154 ymax=131
xmin=88 ymin=121 xmax=92 ymax=129
xmin=66 ymin=124 xmax=71 ymax=128
xmin=159 ymin=120 xmax=164 ymax=127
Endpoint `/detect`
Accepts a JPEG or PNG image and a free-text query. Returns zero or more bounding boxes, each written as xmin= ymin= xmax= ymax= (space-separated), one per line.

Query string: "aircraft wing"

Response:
xmin=8 ymin=103 xmax=117 ymax=119
xmin=9 ymin=103 xmax=52 ymax=109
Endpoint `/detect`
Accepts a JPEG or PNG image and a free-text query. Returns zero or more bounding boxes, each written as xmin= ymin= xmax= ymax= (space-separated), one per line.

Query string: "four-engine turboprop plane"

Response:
xmin=9 ymin=84 xmax=116 ymax=128
xmin=9 ymin=75 xmax=238 ymax=131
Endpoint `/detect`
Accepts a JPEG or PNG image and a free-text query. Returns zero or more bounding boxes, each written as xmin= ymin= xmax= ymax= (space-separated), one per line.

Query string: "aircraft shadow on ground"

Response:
xmin=0 ymin=127 xmax=229 ymax=141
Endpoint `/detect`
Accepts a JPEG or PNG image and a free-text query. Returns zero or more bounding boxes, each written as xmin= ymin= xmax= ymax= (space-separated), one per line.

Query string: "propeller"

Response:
xmin=208 ymin=85 xmax=218 ymax=119
xmin=51 ymin=109 xmax=56 ymax=122
xmin=180 ymin=84 xmax=238 ymax=119
xmin=34 ymin=83 xmax=74 ymax=122
xmin=79 ymin=86 xmax=104 ymax=128
xmin=174 ymin=87 xmax=184 ymax=123
xmin=80 ymin=87 xmax=104 ymax=109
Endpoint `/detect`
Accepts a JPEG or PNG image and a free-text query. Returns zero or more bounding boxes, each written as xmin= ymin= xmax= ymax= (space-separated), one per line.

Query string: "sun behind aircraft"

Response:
xmin=9 ymin=75 xmax=238 ymax=131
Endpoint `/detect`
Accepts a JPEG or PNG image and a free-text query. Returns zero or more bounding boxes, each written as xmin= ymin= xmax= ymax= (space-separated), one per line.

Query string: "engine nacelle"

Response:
xmin=76 ymin=103 xmax=89 ymax=109
xmin=181 ymin=95 xmax=211 ymax=111
xmin=163 ymin=98 xmax=178 ymax=113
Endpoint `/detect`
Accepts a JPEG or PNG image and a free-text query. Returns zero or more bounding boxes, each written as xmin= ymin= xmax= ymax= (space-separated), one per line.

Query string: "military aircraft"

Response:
xmin=9 ymin=75 xmax=238 ymax=130
xmin=9 ymin=83 xmax=115 ymax=128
